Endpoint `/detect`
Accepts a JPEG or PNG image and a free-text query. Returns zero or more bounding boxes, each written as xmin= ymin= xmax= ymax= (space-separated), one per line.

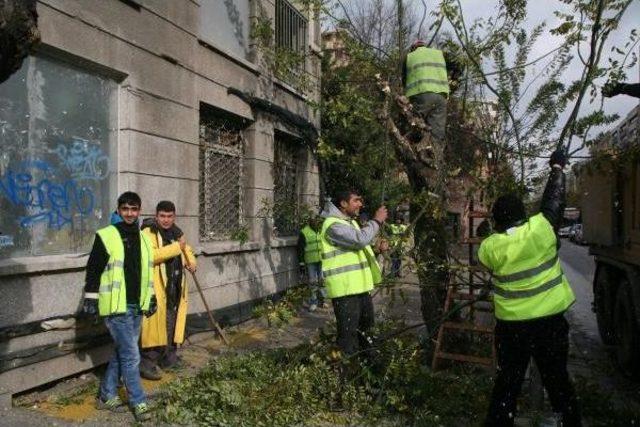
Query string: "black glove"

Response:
xmin=172 ymin=224 xmax=184 ymax=238
xmin=145 ymin=295 xmax=158 ymax=318
xmin=549 ymin=149 xmax=567 ymax=169
xmin=602 ymin=82 xmax=622 ymax=98
xmin=82 ymin=298 xmax=99 ymax=317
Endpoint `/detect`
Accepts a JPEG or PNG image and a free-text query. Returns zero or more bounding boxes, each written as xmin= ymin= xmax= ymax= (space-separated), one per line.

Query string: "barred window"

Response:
xmin=199 ymin=104 xmax=246 ymax=241
xmin=273 ymin=132 xmax=301 ymax=236
xmin=275 ymin=0 xmax=307 ymax=54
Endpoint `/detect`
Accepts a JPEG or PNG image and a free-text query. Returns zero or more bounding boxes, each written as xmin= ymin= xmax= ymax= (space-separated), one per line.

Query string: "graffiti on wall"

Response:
xmin=0 ymin=154 xmax=102 ymax=230
xmin=0 ymin=55 xmax=116 ymax=257
xmin=49 ymin=137 xmax=110 ymax=181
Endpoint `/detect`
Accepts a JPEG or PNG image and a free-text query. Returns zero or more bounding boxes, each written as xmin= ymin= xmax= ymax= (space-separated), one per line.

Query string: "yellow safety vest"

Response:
xmin=405 ymin=46 xmax=449 ymax=98
xmin=478 ymin=213 xmax=575 ymax=321
xmin=320 ymin=217 xmax=382 ymax=299
xmin=96 ymin=225 xmax=154 ymax=316
xmin=301 ymin=225 xmax=322 ymax=264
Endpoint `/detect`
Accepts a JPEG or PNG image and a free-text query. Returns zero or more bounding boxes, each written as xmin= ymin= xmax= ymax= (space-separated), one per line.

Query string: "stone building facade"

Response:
xmin=0 ymin=0 xmax=321 ymax=403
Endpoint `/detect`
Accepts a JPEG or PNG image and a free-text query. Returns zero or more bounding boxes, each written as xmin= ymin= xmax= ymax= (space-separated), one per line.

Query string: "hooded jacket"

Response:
xmin=319 ymin=201 xmax=380 ymax=250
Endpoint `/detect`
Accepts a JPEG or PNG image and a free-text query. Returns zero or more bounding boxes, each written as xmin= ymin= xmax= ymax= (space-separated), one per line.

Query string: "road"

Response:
xmin=559 ymin=240 xmax=600 ymax=347
xmin=559 ymin=239 xmax=640 ymax=417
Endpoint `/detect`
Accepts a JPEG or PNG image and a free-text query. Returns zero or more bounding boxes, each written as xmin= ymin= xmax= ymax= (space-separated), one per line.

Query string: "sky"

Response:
xmin=453 ymin=0 xmax=640 ymax=136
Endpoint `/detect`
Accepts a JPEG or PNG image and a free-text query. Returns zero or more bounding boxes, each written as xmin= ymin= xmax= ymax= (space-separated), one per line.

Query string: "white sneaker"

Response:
xmin=308 ymin=304 xmax=318 ymax=312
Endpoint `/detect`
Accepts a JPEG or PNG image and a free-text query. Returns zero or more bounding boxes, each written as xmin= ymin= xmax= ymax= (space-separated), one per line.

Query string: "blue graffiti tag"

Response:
xmin=48 ymin=137 xmax=110 ymax=180
xmin=0 ymin=235 xmax=14 ymax=248
xmin=0 ymin=161 xmax=95 ymax=230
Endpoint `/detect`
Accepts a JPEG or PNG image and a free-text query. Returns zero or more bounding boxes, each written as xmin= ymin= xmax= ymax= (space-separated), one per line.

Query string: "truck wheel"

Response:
xmin=594 ymin=267 xmax=615 ymax=345
xmin=613 ymin=283 xmax=640 ymax=378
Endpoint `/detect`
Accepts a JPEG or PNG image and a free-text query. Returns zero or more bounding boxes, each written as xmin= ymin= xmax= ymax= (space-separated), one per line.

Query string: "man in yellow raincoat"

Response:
xmin=139 ymin=200 xmax=196 ymax=380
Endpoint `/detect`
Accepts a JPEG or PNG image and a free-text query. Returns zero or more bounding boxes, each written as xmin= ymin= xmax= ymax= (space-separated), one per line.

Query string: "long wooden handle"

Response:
xmin=182 ymin=249 xmax=230 ymax=345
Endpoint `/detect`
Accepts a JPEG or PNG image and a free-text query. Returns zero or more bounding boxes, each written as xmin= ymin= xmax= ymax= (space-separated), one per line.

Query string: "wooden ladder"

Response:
xmin=432 ymin=202 xmax=496 ymax=370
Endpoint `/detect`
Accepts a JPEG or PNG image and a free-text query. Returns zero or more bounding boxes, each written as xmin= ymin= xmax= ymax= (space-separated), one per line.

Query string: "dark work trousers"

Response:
xmin=332 ymin=291 xmax=375 ymax=357
xmin=485 ymin=313 xmax=581 ymax=427
xmin=409 ymin=92 xmax=447 ymax=142
xmin=140 ymin=306 xmax=179 ymax=370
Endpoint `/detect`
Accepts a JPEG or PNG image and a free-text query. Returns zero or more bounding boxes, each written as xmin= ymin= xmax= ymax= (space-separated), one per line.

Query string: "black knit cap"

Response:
xmin=492 ymin=193 xmax=526 ymax=232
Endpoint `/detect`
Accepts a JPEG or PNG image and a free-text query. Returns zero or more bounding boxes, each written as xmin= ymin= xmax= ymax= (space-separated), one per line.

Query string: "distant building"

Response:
xmin=322 ymin=28 xmax=351 ymax=68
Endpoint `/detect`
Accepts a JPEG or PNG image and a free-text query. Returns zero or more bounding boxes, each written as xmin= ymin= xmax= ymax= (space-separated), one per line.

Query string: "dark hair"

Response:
xmin=117 ymin=191 xmax=141 ymax=208
xmin=333 ymin=188 xmax=360 ymax=207
xmin=156 ymin=200 xmax=176 ymax=213
xmin=492 ymin=194 xmax=526 ymax=232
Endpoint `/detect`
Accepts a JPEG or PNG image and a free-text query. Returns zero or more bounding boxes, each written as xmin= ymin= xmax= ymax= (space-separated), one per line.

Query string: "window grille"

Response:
xmin=273 ymin=133 xmax=300 ymax=236
xmin=275 ymin=0 xmax=308 ymax=54
xmin=199 ymin=106 xmax=245 ymax=241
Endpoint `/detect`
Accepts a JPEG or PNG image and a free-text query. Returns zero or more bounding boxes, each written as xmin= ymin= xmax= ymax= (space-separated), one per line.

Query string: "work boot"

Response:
xmin=95 ymin=396 xmax=128 ymax=413
xmin=140 ymin=365 xmax=162 ymax=381
xmin=133 ymin=402 xmax=152 ymax=422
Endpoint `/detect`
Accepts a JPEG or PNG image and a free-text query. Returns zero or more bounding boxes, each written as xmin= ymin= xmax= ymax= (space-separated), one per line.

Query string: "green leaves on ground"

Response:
xmin=156 ymin=324 xmax=492 ymax=426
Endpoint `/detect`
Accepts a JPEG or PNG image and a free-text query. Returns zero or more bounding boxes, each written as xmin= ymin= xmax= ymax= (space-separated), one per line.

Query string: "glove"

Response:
xmin=602 ymin=82 xmax=622 ymax=98
xmin=172 ymin=224 xmax=184 ymax=238
xmin=82 ymin=298 xmax=99 ymax=317
xmin=549 ymin=149 xmax=567 ymax=169
xmin=145 ymin=295 xmax=158 ymax=318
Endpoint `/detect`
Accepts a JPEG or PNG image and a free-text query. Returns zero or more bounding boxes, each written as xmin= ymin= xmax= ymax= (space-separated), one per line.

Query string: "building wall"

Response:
xmin=0 ymin=0 xmax=321 ymax=401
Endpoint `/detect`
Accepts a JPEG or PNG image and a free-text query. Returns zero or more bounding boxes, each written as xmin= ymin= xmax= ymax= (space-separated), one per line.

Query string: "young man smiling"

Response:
xmin=82 ymin=191 xmax=156 ymax=422
xmin=139 ymin=200 xmax=196 ymax=380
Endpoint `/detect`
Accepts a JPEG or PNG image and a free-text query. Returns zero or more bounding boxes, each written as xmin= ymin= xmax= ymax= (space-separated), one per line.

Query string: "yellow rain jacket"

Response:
xmin=140 ymin=227 xmax=196 ymax=348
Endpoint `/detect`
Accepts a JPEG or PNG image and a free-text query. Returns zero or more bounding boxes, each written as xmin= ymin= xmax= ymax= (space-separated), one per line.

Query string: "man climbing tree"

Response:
xmin=402 ymin=39 xmax=450 ymax=160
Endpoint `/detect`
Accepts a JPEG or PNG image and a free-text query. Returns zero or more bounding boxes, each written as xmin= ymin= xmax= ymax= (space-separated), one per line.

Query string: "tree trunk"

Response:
xmin=0 ymin=0 xmax=39 ymax=84
xmin=377 ymin=79 xmax=450 ymax=345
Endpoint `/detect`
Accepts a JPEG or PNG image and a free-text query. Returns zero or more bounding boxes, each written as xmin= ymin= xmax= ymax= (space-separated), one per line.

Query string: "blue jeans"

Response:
xmin=307 ymin=262 xmax=326 ymax=305
xmin=100 ymin=304 xmax=146 ymax=406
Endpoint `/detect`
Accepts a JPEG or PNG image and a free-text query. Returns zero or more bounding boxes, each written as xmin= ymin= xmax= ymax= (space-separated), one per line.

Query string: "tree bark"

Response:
xmin=377 ymin=77 xmax=450 ymax=341
xmin=0 ymin=0 xmax=39 ymax=84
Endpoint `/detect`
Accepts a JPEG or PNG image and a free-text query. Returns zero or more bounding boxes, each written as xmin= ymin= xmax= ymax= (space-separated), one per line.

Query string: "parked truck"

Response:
xmin=579 ymin=105 xmax=640 ymax=378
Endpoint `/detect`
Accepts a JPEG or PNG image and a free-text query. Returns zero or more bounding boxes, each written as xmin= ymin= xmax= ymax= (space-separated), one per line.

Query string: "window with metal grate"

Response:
xmin=199 ymin=104 xmax=247 ymax=241
xmin=273 ymin=131 xmax=301 ymax=236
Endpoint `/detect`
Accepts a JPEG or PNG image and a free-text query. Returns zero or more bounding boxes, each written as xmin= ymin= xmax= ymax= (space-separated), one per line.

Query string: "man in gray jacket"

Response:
xmin=320 ymin=189 xmax=387 ymax=357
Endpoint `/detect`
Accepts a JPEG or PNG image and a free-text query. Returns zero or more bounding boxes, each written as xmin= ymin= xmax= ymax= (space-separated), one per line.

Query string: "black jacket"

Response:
xmin=540 ymin=167 xmax=566 ymax=232
xmin=84 ymin=222 xmax=142 ymax=305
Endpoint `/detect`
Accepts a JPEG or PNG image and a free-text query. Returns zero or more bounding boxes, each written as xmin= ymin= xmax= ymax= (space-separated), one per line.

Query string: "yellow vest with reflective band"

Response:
xmin=478 ymin=213 xmax=575 ymax=321
xmin=320 ymin=217 xmax=382 ymax=299
xmin=301 ymin=225 xmax=322 ymax=264
xmin=405 ymin=46 xmax=449 ymax=98
xmin=96 ymin=225 xmax=155 ymax=316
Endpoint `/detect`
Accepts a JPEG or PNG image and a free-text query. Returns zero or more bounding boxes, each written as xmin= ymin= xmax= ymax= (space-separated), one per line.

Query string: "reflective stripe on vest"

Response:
xmin=301 ymin=225 xmax=322 ymax=264
xmin=320 ymin=216 xmax=382 ymax=299
xmin=96 ymin=225 xmax=154 ymax=316
xmin=478 ymin=213 xmax=575 ymax=321
xmin=405 ymin=47 xmax=449 ymax=98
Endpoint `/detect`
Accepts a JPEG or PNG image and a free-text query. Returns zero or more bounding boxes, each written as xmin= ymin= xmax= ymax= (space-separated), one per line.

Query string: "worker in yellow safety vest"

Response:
xmin=82 ymin=192 xmax=155 ymax=422
xmin=319 ymin=188 xmax=387 ymax=356
xmin=387 ymin=216 xmax=408 ymax=278
xmin=297 ymin=215 xmax=326 ymax=311
xmin=479 ymin=150 xmax=581 ymax=426
xmin=402 ymin=39 xmax=451 ymax=159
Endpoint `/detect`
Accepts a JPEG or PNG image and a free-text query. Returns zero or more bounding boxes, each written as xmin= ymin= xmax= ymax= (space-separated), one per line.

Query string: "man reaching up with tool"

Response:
xmin=479 ymin=150 xmax=581 ymax=426
xmin=140 ymin=201 xmax=196 ymax=380
xmin=319 ymin=189 xmax=387 ymax=358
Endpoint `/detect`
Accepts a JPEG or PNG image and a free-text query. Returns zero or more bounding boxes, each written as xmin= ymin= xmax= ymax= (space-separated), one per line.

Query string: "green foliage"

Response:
xmin=230 ymin=226 xmax=249 ymax=245
xmin=156 ymin=322 xmax=493 ymax=426
xmin=252 ymin=287 xmax=308 ymax=327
